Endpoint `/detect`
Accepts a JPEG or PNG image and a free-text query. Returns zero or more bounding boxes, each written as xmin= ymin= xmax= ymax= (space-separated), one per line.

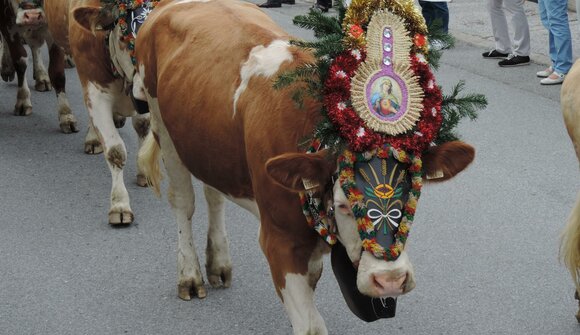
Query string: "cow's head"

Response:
xmin=266 ymin=141 xmax=474 ymax=299
xmin=71 ymin=5 xmax=136 ymax=81
xmin=9 ymin=0 xmax=46 ymax=28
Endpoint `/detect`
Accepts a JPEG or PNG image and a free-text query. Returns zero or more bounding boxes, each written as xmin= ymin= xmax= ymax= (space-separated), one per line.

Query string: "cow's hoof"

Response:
xmin=84 ymin=140 xmax=104 ymax=155
xmin=114 ymin=115 xmax=126 ymax=129
xmin=576 ymin=311 xmax=580 ymax=323
xmin=34 ymin=79 xmax=52 ymax=92
xmin=14 ymin=104 xmax=32 ymax=116
xmin=207 ymin=266 xmax=232 ymax=289
xmin=1 ymin=70 xmax=15 ymax=82
xmin=60 ymin=116 xmax=79 ymax=134
xmin=136 ymin=174 xmax=148 ymax=187
xmin=108 ymin=210 xmax=134 ymax=225
xmin=178 ymin=280 xmax=207 ymax=301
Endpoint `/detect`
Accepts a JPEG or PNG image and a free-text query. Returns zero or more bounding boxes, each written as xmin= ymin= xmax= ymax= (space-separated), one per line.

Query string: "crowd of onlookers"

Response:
xmin=256 ymin=0 xmax=576 ymax=86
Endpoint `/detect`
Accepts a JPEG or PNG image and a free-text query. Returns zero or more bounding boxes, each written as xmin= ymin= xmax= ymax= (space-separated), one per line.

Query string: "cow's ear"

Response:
xmin=266 ymin=150 xmax=336 ymax=193
xmin=422 ymin=141 xmax=475 ymax=182
xmin=72 ymin=6 xmax=115 ymax=35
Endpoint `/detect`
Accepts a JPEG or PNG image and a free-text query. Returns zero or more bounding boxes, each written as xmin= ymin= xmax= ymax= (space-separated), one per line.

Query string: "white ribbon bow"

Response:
xmin=367 ymin=208 xmax=402 ymax=228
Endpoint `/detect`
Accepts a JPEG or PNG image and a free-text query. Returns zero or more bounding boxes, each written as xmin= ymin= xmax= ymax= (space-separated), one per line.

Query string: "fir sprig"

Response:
xmin=436 ymin=81 xmax=487 ymax=144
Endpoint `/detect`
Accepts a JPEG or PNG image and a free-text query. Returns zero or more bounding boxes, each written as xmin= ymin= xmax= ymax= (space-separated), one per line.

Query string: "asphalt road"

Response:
xmin=1 ymin=3 xmax=579 ymax=335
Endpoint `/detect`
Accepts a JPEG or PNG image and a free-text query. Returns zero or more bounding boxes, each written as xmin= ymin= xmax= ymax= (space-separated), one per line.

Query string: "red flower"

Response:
xmin=414 ymin=34 xmax=427 ymax=47
xmin=349 ymin=25 xmax=364 ymax=39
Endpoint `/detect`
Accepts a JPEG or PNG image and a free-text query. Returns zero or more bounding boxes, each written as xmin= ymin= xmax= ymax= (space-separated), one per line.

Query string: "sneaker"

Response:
xmin=536 ymin=66 xmax=554 ymax=78
xmin=540 ymin=71 xmax=565 ymax=85
xmin=482 ymin=49 xmax=509 ymax=59
xmin=498 ymin=54 xmax=530 ymax=67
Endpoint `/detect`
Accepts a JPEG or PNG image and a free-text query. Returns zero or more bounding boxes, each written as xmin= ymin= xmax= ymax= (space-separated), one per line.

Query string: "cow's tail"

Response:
xmin=561 ymin=191 xmax=580 ymax=292
xmin=138 ymin=132 xmax=163 ymax=197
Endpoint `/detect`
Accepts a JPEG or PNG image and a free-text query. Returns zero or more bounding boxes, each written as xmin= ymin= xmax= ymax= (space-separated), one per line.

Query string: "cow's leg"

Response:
xmin=0 ymin=35 xmax=16 ymax=82
xmin=26 ymin=34 xmax=51 ymax=92
xmin=260 ymin=231 xmax=327 ymax=335
xmin=203 ymin=184 xmax=232 ymax=288
xmin=132 ymin=114 xmax=150 ymax=187
xmin=576 ymin=290 xmax=580 ymax=322
xmin=86 ymin=81 xmax=133 ymax=224
xmin=147 ymin=96 xmax=205 ymax=299
xmin=84 ymin=121 xmax=104 ymax=154
xmin=1 ymin=29 xmax=32 ymax=115
xmin=47 ymin=39 xmax=78 ymax=133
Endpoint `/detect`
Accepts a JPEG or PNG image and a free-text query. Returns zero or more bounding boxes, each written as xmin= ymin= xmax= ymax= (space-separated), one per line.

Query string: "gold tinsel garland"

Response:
xmin=343 ymin=0 xmax=428 ymax=54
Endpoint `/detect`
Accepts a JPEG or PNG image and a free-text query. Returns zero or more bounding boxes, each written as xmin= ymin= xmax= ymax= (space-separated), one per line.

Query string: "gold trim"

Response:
xmin=366 ymin=10 xmax=412 ymax=68
xmin=351 ymin=59 xmax=424 ymax=135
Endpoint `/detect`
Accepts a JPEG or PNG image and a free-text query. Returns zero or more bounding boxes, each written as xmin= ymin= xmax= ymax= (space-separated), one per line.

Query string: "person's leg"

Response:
xmin=538 ymin=0 xmax=556 ymax=66
xmin=504 ymin=0 xmax=530 ymax=56
xmin=419 ymin=1 xmax=449 ymax=33
xmin=545 ymin=0 xmax=573 ymax=74
xmin=488 ymin=0 xmax=512 ymax=54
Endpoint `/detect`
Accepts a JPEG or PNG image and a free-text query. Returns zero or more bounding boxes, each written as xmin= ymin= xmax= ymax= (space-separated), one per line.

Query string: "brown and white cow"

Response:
xmin=43 ymin=0 xmax=151 ymax=224
xmin=560 ymin=60 xmax=580 ymax=322
xmin=0 ymin=0 xmax=78 ymax=133
xmin=76 ymin=0 xmax=474 ymax=333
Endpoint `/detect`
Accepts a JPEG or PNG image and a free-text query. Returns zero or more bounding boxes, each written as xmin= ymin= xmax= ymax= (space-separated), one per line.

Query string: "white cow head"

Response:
xmin=266 ymin=141 xmax=474 ymax=299
xmin=8 ymin=0 xmax=46 ymax=28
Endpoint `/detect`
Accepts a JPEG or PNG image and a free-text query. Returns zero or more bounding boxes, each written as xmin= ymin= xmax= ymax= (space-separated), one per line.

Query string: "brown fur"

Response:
xmin=422 ymin=141 xmax=475 ymax=182
xmin=560 ymin=60 xmax=580 ymax=299
xmin=136 ymin=0 xmax=323 ymax=293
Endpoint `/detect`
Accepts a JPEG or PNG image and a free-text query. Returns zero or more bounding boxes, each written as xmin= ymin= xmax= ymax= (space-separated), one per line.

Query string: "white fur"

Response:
xmin=332 ymin=183 xmax=362 ymax=263
xmin=281 ymin=273 xmax=327 ymax=335
xmin=233 ymin=40 xmax=293 ymax=116
xmin=86 ymin=81 xmax=137 ymax=223
xmin=176 ymin=0 xmax=212 ymax=4
xmin=356 ymin=250 xmax=415 ymax=297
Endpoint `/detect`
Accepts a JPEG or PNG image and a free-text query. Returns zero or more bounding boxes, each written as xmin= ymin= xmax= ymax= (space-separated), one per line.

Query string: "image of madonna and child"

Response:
xmin=370 ymin=78 xmax=401 ymax=117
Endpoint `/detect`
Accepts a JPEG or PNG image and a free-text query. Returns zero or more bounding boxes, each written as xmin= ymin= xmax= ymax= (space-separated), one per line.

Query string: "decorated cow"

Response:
xmin=73 ymin=0 xmax=480 ymax=333
xmin=42 ymin=0 xmax=151 ymax=224
xmin=0 ymin=0 xmax=78 ymax=133
xmin=560 ymin=60 xmax=580 ymax=322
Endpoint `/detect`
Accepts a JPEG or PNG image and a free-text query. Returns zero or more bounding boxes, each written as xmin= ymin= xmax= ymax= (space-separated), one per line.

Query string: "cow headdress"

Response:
xmin=283 ymin=0 xmax=486 ymax=321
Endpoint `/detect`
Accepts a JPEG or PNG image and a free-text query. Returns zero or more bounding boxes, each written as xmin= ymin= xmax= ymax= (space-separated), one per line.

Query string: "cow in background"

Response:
xmin=43 ymin=0 xmax=150 ymax=224
xmin=73 ymin=0 xmax=471 ymax=333
xmin=0 ymin=0 xmax=78 ymax=133
xmin=560 ymin=60 xmax=580 ymax=322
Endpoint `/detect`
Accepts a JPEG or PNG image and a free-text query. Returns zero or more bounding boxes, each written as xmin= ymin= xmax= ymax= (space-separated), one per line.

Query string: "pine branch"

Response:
xmin=293 ymin=10 xmax=342 ymax=38
xmin=426 ymin=19 xmax=455 ymax=70
xmin=436 ymin=81 xmax=487 ymax=144
xmin=273 ymin=63 xmax=319 ymax=90
xmin=291 ymin=34 xmax=345 ymax=58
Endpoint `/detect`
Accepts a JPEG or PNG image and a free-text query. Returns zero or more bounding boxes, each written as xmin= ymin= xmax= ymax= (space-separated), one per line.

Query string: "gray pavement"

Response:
xmin=0 ymin=2 xmax=579 ymax=335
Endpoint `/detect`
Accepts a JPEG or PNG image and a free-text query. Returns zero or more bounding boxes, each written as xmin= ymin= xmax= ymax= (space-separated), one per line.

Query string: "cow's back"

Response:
xmin=44 ymin=0 xmax=95 ymax=53
xmin=137 ymin=0 xmax=320 ymax=198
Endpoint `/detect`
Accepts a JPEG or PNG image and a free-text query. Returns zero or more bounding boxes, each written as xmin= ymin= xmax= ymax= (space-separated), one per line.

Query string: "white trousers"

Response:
xmin=488 ymin=0 xmax=531 ymax=56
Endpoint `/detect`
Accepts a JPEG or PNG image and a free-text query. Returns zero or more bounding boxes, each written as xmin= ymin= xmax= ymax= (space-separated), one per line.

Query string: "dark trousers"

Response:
xmin=418 ymin=1 xmax=449 ymax=34
xmin=317 ymin=0 xmax=331 ymax=7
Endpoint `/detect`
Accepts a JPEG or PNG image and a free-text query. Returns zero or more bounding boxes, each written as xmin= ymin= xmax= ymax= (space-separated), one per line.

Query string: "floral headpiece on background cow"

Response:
xmin=278 ymin=0 xmax=486 ymax=261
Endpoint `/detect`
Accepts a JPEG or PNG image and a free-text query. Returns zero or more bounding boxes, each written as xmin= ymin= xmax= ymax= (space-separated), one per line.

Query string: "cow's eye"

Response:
xmin=335 ymin=203 xmax=352 ymax=216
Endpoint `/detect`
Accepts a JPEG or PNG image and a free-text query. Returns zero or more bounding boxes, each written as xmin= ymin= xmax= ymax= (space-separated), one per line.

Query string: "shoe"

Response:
xmin=536 ymin=66 xmax=554 ymax=78
xmin=430 ymin=39 xmax=449 ymax=51
xmin=259 ymin=1 xmax=281 ymax=7
xmin=281 ymin=0 xmax=295 ymax=3
xmin=482 ymin=49 xmax=509 ymax=59
xmin=540 ymin=71 xmax=565 ymax=85
xmin=498 ymin=54 xmax=530 ymax=67
xmin=311 ymin=3 xmax=330 ymax=12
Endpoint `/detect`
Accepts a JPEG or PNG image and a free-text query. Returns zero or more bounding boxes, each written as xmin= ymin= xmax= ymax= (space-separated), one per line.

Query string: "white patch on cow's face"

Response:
xmin=109 ymin=25 xmax=135 ymax=81
xmin=233 ymin=40 xmax=293 ymax=116
xmin=333 ymin=182 xmax=362 ymax=264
